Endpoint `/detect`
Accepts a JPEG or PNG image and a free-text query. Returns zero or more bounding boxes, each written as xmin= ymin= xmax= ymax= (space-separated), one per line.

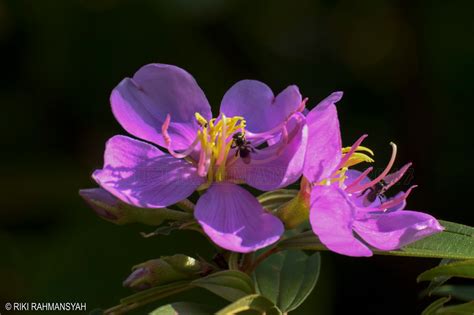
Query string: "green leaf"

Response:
xmin=437 ymin=301 xmax=474 ymax=314
xmin=422 ymin=297 xmax=451 ymax=315
xmin=150 ymin=302 xmax=214 ymax=315
xmin=216 ymin=294 xmax=282 ymax=315
xmin=253 ymin=250 xmax=320 ymax=312
xmin=192 ymin=270 xmax=255 ymax=302
xmin=440 ymin=220 xmax=474 ymax=236
xmin=431 ymin=285 xmax=474 ymax=302
xmin=278 ymin=220 xmax=474 ymax=260
xmin=393 ymin=221 xmax=474 ymax=260
xmin=418 ymin=260 xmax=474 ymax=282
xmin=426 ymin=259 xmax=457 ymax=295
xmin=258 ymin=189 xmax=298 ymax=212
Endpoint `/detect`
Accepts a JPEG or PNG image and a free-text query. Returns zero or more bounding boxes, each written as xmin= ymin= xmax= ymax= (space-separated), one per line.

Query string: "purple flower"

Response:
xmin=303 ymin=92 xmax=443 ymax=257
xmin=90 ymin=64 xmax=308 ymax=253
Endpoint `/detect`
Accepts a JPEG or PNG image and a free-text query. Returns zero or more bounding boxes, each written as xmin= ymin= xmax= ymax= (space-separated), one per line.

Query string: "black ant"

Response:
xmin=361 ymin=179 xmax=388 ymax=206
xmin=231 ymin=132 xmax=255 ymax=164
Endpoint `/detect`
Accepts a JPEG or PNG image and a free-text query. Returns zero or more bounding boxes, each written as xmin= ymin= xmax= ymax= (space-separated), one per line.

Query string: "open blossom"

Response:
xmin=89 ymin=63 xmax=308 ymax=253
xmin=303 ymin=92 xmax=443 ymax=257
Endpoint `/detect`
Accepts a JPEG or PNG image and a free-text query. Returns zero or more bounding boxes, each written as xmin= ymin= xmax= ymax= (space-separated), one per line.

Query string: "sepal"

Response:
xmin=273 ymin=190 xmax=310 ymax=229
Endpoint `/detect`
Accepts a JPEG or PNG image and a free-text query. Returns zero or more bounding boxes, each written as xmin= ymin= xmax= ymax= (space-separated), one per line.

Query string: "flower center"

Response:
xmin=194 ymin=113 xmax=246 ymax=182
xmin=163 ymin=111 xmax=298 ymax=188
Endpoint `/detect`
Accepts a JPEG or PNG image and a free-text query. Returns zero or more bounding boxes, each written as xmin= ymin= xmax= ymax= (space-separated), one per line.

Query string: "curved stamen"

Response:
xmin=347 ymin=142 xmax=398 ymax=193
xmin=331 ymin=134 xmax=368 ymax=177
xmin=380 ymin=185 xmax=417 ymax=211
xmin=245 ymin=112 xmax=302 ymax=141
xmin=162 ymin=114 xmax=200 ymax=159
xmin=197 ymin=147 xmax=207 ymax=177
xmin=276 ymin=124 xmax=289 ymax=155
xmin=382 ymin=162 xmax=412 ymax=191
xmin=344 ymin=166 xmax=374 ymax=191
xmin=248 ymin=123 xmax=294 ymax=165
xmin=228 ymin=120 xmax=291 ymax=167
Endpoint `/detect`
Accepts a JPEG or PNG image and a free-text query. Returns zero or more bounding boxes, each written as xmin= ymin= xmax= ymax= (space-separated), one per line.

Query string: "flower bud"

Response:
xmin=79 ymin=188 xmax=192 ymax=225
xmin=274 ymin=179 xmax=311 ymax=229
xmin=123 ymin=254 xmax=203 ymax=290
xmin=79 ymin=188 xmax=128 ymax=224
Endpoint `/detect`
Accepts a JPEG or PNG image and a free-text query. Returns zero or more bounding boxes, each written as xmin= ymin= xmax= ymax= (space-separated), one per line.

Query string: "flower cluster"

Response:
xmin=81 ymin=63 xmax=443 ymax=257
xmin=303 ymin=92 xmax=443 ymax=256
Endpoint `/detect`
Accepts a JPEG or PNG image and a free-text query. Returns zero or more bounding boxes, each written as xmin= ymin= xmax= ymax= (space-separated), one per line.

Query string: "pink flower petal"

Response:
xmin=353 ymin=210 xmax=444 ymax=251
xmin=310 ymin=185 xmax=372 ymax=257
xmin=303 ymin=92 xmax=343 ymax=183
xmin=195 ymin=182 xmax=284 ymax=253
xmin=111 ymin=64 xmax=212 ymax=150
xmin=220 ymin=80 xmax=302 ymax=133
xmin=93 ymin=135 xmax=204 ymax=208
xmin=227 ymin=113 xmax=307 ymax=191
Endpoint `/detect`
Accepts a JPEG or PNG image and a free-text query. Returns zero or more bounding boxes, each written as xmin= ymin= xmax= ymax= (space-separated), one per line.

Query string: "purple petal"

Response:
xmin=353 ymin=210 xmax=444 ymax=251
xmin=227 ymin=113 xmax=307 ymax=191
xmin=220 ymin=80 xmax=302 ymax=133
xmin=345 ymin=169 xmax=371 ymax=187
xmin=111 ymin=64 xmax=212 ymax=150
xmin=93 ymin=135 xmax=205 ymax=208
xmin=303 ymin=92 xmax=343 ymax=183
xmin=310 ymin=185 xmax=372 ymax=257
xmin=195 ymin=182 xmax=284 ymax=253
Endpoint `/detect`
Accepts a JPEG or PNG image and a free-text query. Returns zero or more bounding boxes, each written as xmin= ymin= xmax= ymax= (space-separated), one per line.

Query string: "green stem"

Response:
xmin=240 ymin=253 xmax=254 ymax=271
xmin=228 ymin=252 xmax=240 ymax=270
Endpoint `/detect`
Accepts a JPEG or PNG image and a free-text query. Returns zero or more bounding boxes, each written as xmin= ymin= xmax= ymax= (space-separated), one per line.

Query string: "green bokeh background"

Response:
xmin=1 ymin=1 xmax=473 ymax=314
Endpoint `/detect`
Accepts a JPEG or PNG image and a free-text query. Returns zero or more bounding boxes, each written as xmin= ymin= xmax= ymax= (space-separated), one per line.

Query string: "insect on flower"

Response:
xmin=301 ymin=92 xmax=443 ymax=257
xmin=231 ymin=131 xmax=256 ymax=164
xmin=361 ymin=179 xmax=387 ymax=205
xmin=82 ymin=63 xmax=309 ymax=253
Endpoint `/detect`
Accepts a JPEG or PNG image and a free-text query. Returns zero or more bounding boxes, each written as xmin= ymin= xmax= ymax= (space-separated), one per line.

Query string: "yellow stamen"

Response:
xmin=342 ymin=145 xmax=374 ymax=156
xmin=194 ymin=112 xmax=246 ymax=183
xmin=341 ymin=145 xmax=374 ymax=168
xmin=318 ymin=167 xmax=348 ymax=187
xmin=315 ymin=145 xmax=375 ymax=188
xmin=344 ymin=152 xmax=375 ymax=168
xmin=195 ymin=113 xmax=208 ymax=127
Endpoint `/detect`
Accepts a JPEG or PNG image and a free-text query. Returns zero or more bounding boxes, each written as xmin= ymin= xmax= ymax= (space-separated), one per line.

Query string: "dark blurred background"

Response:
xmin=1 ymin=0 xmax=473 ymax=314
